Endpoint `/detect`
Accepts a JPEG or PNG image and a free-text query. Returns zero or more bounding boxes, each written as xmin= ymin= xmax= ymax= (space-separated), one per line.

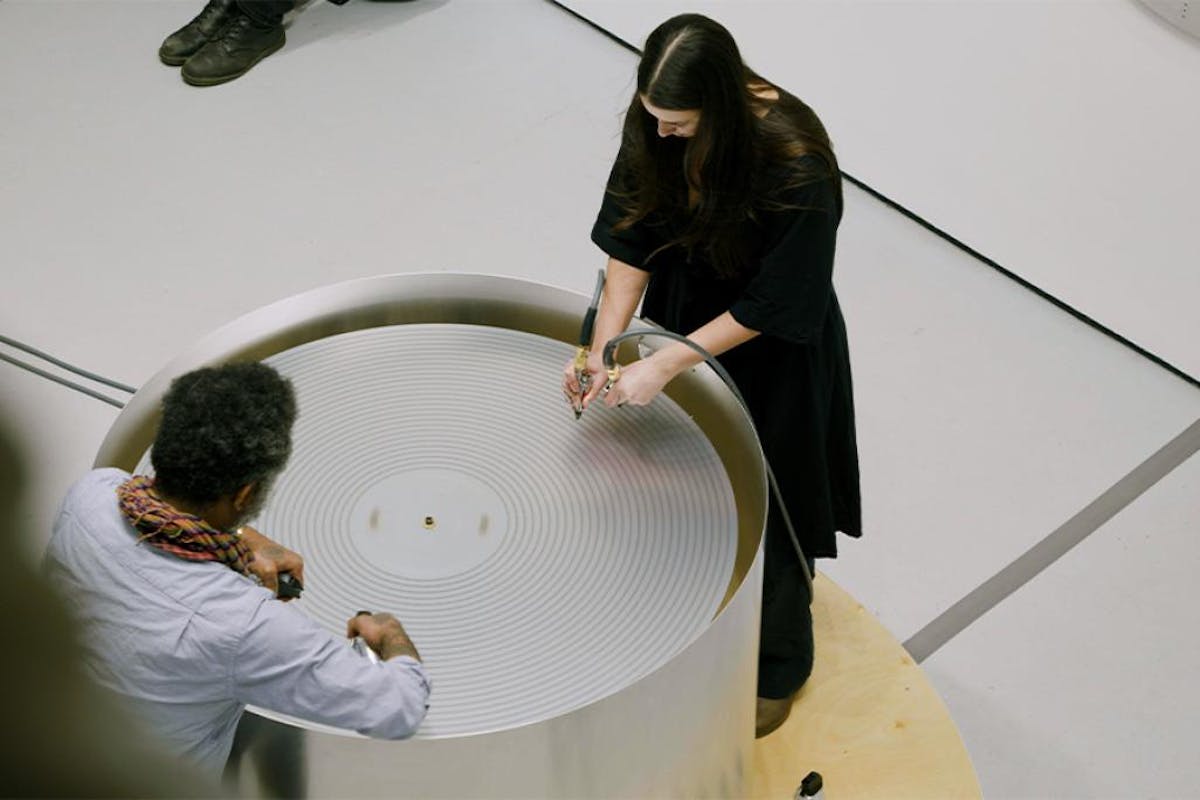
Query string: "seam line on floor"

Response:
xmin=904 ymin=415 xmax=1200 ymax=662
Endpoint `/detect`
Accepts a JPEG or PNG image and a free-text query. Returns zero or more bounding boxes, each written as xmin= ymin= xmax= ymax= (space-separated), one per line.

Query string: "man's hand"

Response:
xmin=238 ymin=525 xmax=305 ymax=600
xmin=347 ymin=612 xmax=422 ymax=662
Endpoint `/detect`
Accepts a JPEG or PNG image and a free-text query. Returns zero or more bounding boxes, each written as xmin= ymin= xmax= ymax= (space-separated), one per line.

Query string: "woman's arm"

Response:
xmin=590 ymin=258 xmax=650 ymax=351
xmin=654 ymin=312 xmax=760 ymax=372
xmin=601 ymin=312 xmax=759 ymax=408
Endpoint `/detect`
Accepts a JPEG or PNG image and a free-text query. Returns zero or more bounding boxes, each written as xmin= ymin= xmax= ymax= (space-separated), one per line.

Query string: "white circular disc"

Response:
xmin=140 ymin=324 xmax=739 ymax=737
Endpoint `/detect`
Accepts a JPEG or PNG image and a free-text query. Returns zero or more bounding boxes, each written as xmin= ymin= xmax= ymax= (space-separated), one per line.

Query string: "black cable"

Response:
xmin=600 ymin=328 xmax=814 ymax=598
xmin=0 ymin=352 xmax=126 ymax=409
xmin=579 ymin=268 xmax=606 ymax=347
xmin=543 ymin=0 xmax=1200 ymax=391
xmin=0 ymin=334 xmax=137 ymax=394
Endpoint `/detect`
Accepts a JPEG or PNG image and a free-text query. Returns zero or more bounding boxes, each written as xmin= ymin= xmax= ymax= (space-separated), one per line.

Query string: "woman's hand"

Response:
xmin=602 ymin=356 xmax=675 ymax=408
xmin=239 ymin=525 xmax=305 ymax=600
xmin=562 ymin=351 xmax=607 ymax=413
xmin=562 ymin=260 xmax=652 ymax=415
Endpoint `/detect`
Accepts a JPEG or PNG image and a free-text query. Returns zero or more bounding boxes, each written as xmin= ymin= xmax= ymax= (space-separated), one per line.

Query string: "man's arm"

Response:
xmin=233 ymin=598 xmax=430 ymax=739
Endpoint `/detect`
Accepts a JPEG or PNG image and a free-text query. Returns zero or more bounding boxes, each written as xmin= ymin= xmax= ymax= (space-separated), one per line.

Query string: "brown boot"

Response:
xmin=755 ymin=694 xmax=794 ymax=738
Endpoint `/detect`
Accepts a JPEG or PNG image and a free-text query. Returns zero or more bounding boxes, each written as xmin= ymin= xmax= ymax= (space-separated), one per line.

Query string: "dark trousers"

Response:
xmin=757 ymin=518 xmax=816 ymax=699
xmin=235 ymin=0 xmax=297 ymax=26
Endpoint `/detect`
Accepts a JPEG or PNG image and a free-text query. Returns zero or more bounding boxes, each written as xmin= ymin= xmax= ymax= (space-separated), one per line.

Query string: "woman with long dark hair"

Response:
xmin=563 ymin=13 xmax=862 ymax=738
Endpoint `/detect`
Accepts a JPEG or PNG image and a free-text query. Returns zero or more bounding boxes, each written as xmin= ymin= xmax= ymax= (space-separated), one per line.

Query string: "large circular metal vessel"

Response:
xmin=95 ymin=274 xmax=767 ymax=799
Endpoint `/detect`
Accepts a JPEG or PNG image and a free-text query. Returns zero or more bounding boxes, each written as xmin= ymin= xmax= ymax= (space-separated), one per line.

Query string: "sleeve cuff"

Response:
xmin=590 ymin=222 xmax=652 ymax=271
xmin=729 ymin=298 xmax=811 ymax=345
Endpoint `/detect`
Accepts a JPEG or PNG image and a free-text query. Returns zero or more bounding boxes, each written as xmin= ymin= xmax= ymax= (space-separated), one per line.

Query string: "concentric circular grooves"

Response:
xmin=137 ymin=324 xmax=737 ymax=737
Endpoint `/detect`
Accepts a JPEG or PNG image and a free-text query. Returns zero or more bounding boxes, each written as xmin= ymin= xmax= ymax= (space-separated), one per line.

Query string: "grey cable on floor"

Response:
xmin=0 ymin=333 xmax=136 ymax=394
xmin=0 ymin=352 xmax=126 ymax=409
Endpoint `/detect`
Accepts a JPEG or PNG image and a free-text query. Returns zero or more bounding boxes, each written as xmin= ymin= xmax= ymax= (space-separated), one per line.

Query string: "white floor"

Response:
xmin=2 ymin=1 xmax=1198 ymax=798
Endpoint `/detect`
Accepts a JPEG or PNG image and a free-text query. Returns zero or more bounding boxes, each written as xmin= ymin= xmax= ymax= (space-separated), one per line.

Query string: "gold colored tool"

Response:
xmin=571 ymin=270 xmax=606 ymax=420
xmin=601 ymin=364 xmax=621 ymax=398
xmin=571 ymin=346 xmax=590 ymax=419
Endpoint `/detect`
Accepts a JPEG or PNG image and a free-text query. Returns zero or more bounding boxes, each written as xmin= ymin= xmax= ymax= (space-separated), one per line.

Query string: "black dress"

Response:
xmin=590 ymin=129 xmax=863 ymax=697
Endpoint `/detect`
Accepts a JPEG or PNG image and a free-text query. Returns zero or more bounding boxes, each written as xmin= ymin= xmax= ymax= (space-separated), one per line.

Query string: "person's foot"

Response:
xmin=755 ymin=694 xmax=795 ymax=738
xmin=181 ymin=12 xmax=285 ymax=87
xmin=158 ymin=0 xmax=238 ymax=67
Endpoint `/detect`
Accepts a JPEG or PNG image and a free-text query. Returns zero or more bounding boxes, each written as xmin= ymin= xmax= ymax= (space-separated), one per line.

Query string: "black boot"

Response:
xmin=159 ymin=0 xmax=239 ymax=67
xmin=181 ymin=10 xmax=286 ymax=87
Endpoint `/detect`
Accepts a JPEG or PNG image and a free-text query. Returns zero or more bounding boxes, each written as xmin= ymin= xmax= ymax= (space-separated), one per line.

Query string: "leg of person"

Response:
xmin=159 ymin=0 xmax=239 ymax=67
xmin=180 ymin=0 xmax=293 ymax=87
xmin=755 ymin=521 xmax=816 ymax=738
xmin=234 ymin=0 xmax=297 ymax=27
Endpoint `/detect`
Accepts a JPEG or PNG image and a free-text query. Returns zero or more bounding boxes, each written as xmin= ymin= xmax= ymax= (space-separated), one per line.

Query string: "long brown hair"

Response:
xmin=612 ymin=13 xmax=840 ymax=278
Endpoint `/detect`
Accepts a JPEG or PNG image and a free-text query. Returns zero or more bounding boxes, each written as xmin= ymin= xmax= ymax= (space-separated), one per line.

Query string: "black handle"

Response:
xmin=277 ymin=572 xmax=303 ymax=599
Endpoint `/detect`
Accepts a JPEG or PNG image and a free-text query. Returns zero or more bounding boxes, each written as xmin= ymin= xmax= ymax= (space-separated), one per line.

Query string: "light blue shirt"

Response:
xmin=44 ymin=469 xmax=431 ymax=776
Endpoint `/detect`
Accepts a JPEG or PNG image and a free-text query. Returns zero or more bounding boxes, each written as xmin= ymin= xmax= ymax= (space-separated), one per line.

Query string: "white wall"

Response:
xmin=559 ymin=0 xmax=1200 ymax=380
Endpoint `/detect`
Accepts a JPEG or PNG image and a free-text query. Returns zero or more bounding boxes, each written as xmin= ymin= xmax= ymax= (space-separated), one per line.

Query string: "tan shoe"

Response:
xmin=755 ymin=694 xmax=794 ymax=738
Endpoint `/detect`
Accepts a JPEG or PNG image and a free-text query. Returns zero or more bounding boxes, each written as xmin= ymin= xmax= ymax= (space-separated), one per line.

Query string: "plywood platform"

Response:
xmin=748 ymin=575 xmax=981 ymax=799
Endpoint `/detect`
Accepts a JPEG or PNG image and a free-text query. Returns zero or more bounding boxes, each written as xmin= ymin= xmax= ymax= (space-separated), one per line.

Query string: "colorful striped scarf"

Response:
xmin=116 ymin=475 xmax=255 ymax=576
